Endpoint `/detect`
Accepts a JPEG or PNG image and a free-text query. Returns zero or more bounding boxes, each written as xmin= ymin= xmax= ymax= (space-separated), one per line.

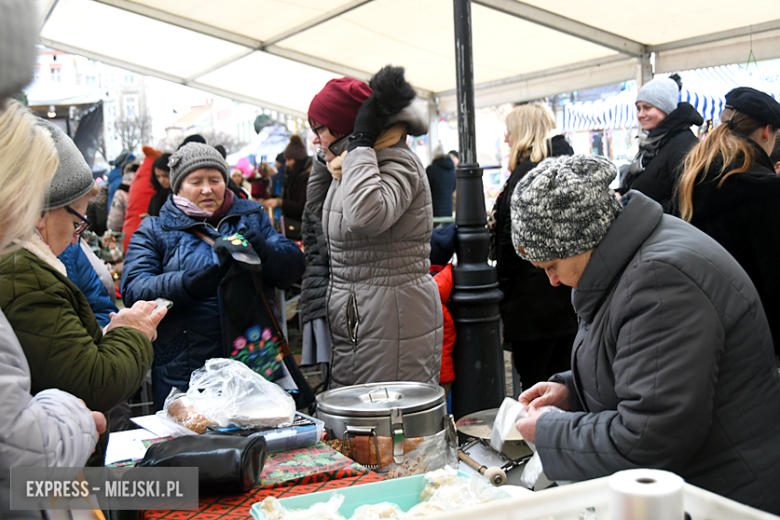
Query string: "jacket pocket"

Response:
xmin=346 ymin=292 xmax=360 ymax=350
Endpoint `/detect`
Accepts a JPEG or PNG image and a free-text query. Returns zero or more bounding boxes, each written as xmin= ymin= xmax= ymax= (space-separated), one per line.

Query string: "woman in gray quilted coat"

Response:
xmin=306 ymin=66 xmax=443 ymax=388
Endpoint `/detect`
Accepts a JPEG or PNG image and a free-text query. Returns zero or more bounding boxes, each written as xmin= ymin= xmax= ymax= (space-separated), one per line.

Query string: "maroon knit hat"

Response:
xmin=308 ymin=77 xmax=372 ymax=136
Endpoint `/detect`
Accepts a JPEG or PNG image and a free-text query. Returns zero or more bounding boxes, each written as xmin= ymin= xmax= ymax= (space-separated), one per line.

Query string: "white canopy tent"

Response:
xmin=34 ymin=0 xmax=780 ymax=122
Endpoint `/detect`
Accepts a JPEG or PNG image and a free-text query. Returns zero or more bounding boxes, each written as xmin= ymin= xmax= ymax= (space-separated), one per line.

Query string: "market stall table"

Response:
xmin=141 ymin=442 xmax=383 ymax=520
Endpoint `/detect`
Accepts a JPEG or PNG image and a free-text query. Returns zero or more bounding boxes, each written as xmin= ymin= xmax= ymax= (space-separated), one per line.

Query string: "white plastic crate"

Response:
xmin=416 ymin=476 xmax=780 ymax=520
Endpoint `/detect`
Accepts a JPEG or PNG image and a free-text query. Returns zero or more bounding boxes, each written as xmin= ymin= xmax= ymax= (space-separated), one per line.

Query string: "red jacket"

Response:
xmin=433 ymin=264 xmax=455 ymax=384
xmin=122 ymin=146 xmax=161 ymax=252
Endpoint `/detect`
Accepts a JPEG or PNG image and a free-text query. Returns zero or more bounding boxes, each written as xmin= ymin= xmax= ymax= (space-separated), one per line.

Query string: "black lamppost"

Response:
xmin=449 ymin=0 xmax=506 ymax=420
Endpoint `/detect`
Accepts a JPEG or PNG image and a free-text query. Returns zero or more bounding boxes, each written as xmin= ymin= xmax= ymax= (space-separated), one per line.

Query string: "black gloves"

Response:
xmin=182 ymin=260 xmax=231 ymax=300
xmin=348 ymin=94 xmax=385 ymax=152
xmin=214 ymin=232 xmax=262 ymax=269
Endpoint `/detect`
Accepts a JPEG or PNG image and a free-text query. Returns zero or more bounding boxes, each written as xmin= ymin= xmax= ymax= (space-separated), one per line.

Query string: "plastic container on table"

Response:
xmin=250 ymin=470 xmax=780 ymax=520
xmin=250 ymin=470 xmax=472 ymax=520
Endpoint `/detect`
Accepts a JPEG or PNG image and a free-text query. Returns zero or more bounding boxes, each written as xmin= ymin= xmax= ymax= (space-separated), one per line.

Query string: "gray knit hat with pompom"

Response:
xmin=168 ymin=143 xmax=229 ymax=194
xmin=510 ymin=154 xmax=622 ymax=262
xmin=36 ymin=118 xmax=95 ymax=210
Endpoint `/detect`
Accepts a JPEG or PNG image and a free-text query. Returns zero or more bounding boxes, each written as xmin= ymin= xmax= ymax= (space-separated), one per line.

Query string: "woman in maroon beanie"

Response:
xmin=306 ymin=67 xmax=443 ymax=389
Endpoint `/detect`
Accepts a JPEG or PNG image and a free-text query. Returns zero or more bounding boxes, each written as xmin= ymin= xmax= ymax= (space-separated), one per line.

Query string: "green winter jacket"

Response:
xmin=0 ymin=248 xmax=153 ymax=413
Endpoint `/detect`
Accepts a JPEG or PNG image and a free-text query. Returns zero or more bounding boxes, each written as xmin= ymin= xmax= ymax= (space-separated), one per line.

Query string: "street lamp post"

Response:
xmin=450 ymin=0 xmax=506 ymax=420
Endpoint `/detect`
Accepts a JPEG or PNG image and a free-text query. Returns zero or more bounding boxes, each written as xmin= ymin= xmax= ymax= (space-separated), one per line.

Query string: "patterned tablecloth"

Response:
xmin=142 ymin=443 xmax=383 ymax=520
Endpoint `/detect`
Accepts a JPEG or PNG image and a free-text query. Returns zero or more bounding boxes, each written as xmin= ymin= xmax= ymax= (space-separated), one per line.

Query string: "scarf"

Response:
xmin=173 ymin=189 xmax=234 ymax=225
xmin=24 ymin=231 xmax=68 ymax=277
xmin=327 ymin=123 xmax=408 ymax=180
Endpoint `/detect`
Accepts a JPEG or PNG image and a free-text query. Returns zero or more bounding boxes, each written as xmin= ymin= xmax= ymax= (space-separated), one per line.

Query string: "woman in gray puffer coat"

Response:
xmin=306 ymin=67 xmax=443 ymax=388
xmin=512 ymin=155 xmax=780 ymax=514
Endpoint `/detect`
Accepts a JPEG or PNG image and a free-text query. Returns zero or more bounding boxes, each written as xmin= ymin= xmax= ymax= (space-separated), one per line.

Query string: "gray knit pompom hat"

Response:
xmin=510 ymin=154 xmax=622 ymax=262
xmin=635 ymin=76 xmax=680 ymax=116
xmin=168 ymin=143 xmax=229 ymax=194
xmin=36 ymin=119 xmax=95 ymax=210
xmin=0 ymin=0 xmax=38 ymax=101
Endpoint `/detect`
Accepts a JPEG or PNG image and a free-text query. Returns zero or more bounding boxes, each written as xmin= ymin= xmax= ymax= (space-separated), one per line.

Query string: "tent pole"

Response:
xmin=637 ymin=53 xmax=653 ymax=88
xmin=450 ymin=0 xmax=506 ymax=420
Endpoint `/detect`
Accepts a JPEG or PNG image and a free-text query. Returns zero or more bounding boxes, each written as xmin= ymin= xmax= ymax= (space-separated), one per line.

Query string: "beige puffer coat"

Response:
xmin=307 ymin=103 xmax=443 ymax=388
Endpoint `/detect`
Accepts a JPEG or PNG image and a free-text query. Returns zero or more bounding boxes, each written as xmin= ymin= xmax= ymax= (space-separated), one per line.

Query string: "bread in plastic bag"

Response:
xmin=350 ymin=429 xmax=457 ymax=480
xmin=187 ymin=358 xmax=296 ymax=428
xmin=259 ymin=494 xmax=346 ymax=520
xmin=154 ymin=389 xmax=206 ymax=436
xmin=350 ymin=502 xmax=404 ymax=520
xmin=257 ymin=466 xmax=509 ymax=520
xmin=417 ymin=466 xmax=509 ymax=510
xmin=162 ymin=390 xmax=216 ymax=433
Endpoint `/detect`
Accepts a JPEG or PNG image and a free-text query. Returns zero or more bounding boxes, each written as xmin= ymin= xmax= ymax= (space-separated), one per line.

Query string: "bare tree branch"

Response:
xmin=198 ymin=129 xmax=248 ymax=155
xmin=113 ymin=111 xmax=153 ymax=153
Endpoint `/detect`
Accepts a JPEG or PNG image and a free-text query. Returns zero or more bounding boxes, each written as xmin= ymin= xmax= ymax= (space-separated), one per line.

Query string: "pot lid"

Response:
xmin=316 ymin=382 xmax=445 ymax=417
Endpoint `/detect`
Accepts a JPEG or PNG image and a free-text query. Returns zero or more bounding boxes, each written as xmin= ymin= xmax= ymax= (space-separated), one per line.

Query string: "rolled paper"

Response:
xmin=608 ymin=468 xmax=684 ymax=520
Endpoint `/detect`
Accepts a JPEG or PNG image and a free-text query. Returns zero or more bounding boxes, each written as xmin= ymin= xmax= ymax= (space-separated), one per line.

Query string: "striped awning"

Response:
xmin=563 ymin=64 xmax=780 ymax=131
xmin=563 ymin=89 xmax=637 ymax=132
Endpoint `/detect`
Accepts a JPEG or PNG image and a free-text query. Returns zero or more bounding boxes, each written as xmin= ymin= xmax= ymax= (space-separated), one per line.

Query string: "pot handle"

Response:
xmin=391 ymin=407 xmax=404 ymax=465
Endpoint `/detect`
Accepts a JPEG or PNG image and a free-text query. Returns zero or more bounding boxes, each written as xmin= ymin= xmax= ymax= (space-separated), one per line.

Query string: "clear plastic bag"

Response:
xmin=157 ymin=389 xmax=214 ymax=435
xmin=259 ymin=494 xmax=346 ymax=520
xmin=187 ymin=358 xmax=296 ymax=428
xmin=381 ymin=429 xmax=458 ymax=479
xmin=417 ymin=466 xmax=510 ymax=511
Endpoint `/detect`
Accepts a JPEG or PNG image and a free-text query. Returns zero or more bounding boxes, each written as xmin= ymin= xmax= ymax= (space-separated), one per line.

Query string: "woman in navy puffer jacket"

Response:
xmin=121 ymin=143 xmax=305 ymax=409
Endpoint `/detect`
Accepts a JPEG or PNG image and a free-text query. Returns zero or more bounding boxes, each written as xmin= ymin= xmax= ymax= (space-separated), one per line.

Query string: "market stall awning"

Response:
xmin=34 ymin=0 xmax=780 ymax=117
xmin=563 ymin=64 xmax=780 ymax=131
xmin=25 ymin=80 xmax=102 ymax=107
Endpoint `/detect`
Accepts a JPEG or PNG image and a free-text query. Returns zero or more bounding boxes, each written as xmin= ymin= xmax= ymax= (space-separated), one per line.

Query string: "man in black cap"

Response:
xmin=675 ymin=86 xmax=780 ymax=361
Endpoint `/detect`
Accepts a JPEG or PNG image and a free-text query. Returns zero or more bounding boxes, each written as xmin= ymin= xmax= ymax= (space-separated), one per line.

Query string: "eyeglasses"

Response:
xmin=65 ymin=205 xmax=92 ymax=236
xmin=311 ymin=124 xmax=326 ymax=137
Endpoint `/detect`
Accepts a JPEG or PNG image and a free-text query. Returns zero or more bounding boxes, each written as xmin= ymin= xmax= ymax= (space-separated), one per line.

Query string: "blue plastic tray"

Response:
xmin=250 ymin=470 xmax=470 ymax=519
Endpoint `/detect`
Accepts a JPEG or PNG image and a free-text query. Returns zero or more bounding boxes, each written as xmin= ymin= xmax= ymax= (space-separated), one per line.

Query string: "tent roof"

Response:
xmin=25 ymin=80 xmax=103 ymax=107
xmin=35 ymin=0 xmax=780 ymax=117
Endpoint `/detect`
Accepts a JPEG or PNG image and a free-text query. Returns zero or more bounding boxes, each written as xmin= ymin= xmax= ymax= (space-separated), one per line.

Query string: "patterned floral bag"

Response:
xmin=217 ymin=235 xmax=288 ymax=382
xmin=229 ymin=324 xmax=284 ymax=381
xmin=190 ymin=231 xmax=314 ymax=408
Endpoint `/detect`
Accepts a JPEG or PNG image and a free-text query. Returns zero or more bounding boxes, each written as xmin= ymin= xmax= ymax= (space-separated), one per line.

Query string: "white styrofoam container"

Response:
xmin=415 ymin=476 xmax=780 ymax=520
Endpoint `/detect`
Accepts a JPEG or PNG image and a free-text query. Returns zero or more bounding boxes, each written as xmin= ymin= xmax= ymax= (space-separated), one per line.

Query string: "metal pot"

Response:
xmin=316 ymin=382 xmax=454 ymax=469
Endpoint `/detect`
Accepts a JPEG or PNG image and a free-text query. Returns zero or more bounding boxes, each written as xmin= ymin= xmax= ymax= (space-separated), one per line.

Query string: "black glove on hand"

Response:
xmin=213 ymin=233 xmax=262 ymax=267
xmin=182 ymin=260 xmax=231 ymax=300
xmin=348 ymin=94 xmax=385 ymax=152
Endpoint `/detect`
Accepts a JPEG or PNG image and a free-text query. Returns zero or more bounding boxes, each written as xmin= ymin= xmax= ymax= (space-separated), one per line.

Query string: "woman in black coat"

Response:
xmin=490 ymin=104 xmax=578 ymax=391
xmin=146 ymin=153 xmax=171 ymax=217
xmin=619 ymin=74 xmax=703 ymax=212
xmin=676 ymin=87 xmax=780 ymax=360
xmin=263 ymin=135 xmax=311 ymax=240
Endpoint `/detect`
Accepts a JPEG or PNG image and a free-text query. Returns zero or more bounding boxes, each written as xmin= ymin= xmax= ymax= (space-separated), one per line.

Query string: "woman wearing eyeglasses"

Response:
xmin=0 ymin=119 xmax=163 ymax=465
xmin=305 ymin=66 xmax=443 ymax=389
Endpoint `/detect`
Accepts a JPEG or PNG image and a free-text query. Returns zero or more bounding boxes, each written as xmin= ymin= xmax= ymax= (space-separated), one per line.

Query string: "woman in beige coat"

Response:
xmin=306 ymin=67 xmax=443 ymax=388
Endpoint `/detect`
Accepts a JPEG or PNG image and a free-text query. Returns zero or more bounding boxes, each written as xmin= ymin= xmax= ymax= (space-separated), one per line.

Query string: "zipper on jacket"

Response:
xmin=346 ymin=293 xmax=360 ymax=350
